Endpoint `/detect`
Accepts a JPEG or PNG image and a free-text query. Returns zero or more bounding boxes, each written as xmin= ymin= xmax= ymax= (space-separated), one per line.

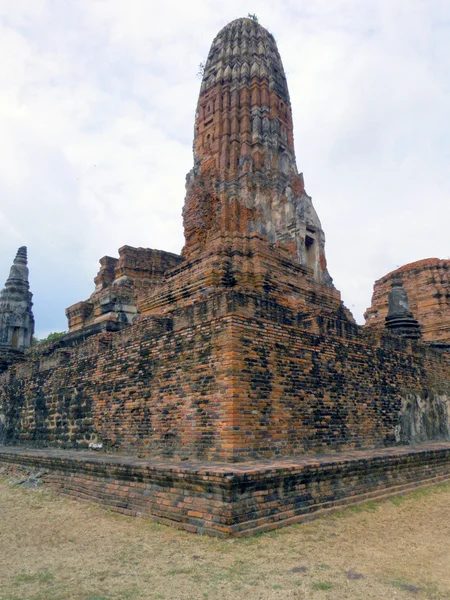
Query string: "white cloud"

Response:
xmin=0 ymin=0 xmax=449 ymax=336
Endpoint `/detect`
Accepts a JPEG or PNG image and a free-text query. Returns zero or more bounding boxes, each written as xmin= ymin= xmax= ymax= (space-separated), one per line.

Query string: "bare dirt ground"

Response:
xmin=1 ymin=469 xmax=449 ymax=600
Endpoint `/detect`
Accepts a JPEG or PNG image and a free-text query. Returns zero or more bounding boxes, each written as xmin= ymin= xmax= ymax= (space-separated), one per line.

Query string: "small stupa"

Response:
xmin=385 ymin=279 xmax=421 ymax=340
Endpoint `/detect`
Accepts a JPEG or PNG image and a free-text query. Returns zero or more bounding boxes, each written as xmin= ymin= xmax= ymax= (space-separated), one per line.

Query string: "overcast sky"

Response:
xmin=1 ymin=0 xmax=449 ymax=338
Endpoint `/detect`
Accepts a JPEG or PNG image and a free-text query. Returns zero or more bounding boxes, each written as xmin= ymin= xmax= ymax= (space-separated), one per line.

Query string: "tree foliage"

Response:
xmin=197 ymin=62 xmax=205 ymax=79
xmin=36 ymin=331 xmax=67 ymax=344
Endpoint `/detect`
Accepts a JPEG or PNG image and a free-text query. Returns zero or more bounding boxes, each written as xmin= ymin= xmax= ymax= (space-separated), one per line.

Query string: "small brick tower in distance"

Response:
xmin=183 ymin=17 xmax=331 ymax=284
xmin=385 ymin=279 xmax=421 ymax=340
xmin=0 ymin=247 xmax=34 ymax=373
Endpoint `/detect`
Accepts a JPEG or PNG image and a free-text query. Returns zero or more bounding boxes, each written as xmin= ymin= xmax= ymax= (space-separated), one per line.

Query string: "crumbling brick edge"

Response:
xmin=1 ymin=442 xmax=450 ymax=537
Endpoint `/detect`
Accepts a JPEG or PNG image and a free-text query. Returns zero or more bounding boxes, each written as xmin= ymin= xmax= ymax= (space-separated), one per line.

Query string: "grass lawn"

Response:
xmin=1 ymin=470 xmax=449 ymax=600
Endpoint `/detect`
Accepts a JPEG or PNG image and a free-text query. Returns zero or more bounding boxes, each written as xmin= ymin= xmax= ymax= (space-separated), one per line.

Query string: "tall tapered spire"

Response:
xmin=0 ymin=246 xmax=34 ymax=352
xmin=182 ymin=17 xmax=332 ymax=285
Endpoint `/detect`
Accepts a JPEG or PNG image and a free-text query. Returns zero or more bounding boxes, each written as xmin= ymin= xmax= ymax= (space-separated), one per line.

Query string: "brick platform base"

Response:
xmin=1 ymin=443 xmax=450 ymax=537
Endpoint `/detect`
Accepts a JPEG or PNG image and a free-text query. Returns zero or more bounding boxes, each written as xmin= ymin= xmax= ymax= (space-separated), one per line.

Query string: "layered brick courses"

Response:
xmin=2 ymin=289 xmax=449 ymax=460
xmin=183 ymin=18 xmax=332 ymax=285
xmin=365 ymin=258 xmax=450 ymax=344
xmin=0 ymin=314 xmax=234 ymax=459
xmin=138 ymin=233 xmax=346 ymax=318
xmin=1 ymin=443 xmax=450 ymax=537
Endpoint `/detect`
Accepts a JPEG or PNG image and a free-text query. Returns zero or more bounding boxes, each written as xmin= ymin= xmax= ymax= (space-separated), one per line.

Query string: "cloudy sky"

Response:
xmin=1 ymin=0 xmax=449 ymax=337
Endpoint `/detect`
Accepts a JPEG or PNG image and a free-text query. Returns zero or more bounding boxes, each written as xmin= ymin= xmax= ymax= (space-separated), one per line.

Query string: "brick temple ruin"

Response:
xmin=1 ymin=17 xmax=449 ymax=536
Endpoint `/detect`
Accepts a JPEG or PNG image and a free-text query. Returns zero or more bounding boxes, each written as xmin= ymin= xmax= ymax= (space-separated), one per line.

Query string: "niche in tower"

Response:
xmin=305 ymin=231 xmax=317 ymax=275
xmin=11 ymin=327 xmax=20 ymax=350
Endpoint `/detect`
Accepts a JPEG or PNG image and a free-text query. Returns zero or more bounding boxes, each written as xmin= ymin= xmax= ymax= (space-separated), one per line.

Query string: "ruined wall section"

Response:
xmin=66 ymin=246 xmax=183 ymax=332
xmin=1 ymin=292 xmax=449 ymax=460
xmin=0 ymin=313 xmax=234 ymax=459
xmin=364 ymin=258 xmax=450 ymax=344
xmin=227 ymin=310 xmax=450 ymax=458
xmin=2 ymin=443 xmax=450 ymax=537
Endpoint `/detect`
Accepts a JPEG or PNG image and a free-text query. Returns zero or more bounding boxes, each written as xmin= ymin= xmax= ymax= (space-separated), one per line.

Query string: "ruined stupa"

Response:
xmin=0 ymin=246 xmax=34 ymax=351
xmin=137 ymin=17 xmax=345 ymax=319
xmin=0 ymin=247 xmax=34 ymax=372
xmin=68 ymin=17 xmax=346 ymax=331
xmin=385 ymin=279 xmax=421 ymax=340
xmin=365 ymin=258 xmax=450 ymax=346
xmin=183 ymin=17 xmax=331 ymax=284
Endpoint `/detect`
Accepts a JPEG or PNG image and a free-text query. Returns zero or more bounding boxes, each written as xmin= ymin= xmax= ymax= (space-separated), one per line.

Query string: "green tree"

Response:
xmin=38 ymin=331 xmax=67 ymax=344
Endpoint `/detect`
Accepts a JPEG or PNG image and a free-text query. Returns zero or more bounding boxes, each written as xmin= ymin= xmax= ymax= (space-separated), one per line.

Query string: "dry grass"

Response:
xmin=1 ymin=473 xmax=450 ymax=600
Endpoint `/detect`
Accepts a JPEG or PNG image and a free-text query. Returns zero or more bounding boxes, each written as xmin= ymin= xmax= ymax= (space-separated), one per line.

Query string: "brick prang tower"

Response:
xmin=183 ymin=17 xmax=332 ymax=285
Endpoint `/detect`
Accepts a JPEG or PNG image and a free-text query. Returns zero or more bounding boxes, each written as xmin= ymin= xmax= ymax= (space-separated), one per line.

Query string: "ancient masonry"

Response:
xmin=1 ymin=17 xmax=450 ymax=537
xmin=0 ymin=247 xmax=34 ymax=373
xmin=365 ymin=258 xmax=450 ymax=351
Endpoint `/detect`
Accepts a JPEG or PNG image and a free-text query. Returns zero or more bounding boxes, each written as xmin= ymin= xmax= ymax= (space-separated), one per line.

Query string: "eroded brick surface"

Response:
xmin=183 ymin=18 xmax=332 ymax=285
xmin=1 ymin=443 xmax=449 ymax=537
xmin=1 ymin=288 xmax=449 ymax=460
xmin=66 ymin=246 xmax=183 ymax=332
xmin=365 ymin=258 xmax=450 ymax=344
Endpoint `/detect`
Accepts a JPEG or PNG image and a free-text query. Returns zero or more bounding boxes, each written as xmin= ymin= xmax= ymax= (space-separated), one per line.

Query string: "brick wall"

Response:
xmin=1 ymin=443 xmax=450 ymax=537
xmin=0 ymin=313 xmax=234 ymax=459
xmin=225 ymin=302 xmax=450 ymax=458
xmin=1 ymin=289 xmax=449 ymax=461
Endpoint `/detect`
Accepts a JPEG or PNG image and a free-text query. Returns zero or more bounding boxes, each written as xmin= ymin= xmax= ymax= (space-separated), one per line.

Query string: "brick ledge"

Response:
xmin=1 ymin=442 xmax=450 ymax=537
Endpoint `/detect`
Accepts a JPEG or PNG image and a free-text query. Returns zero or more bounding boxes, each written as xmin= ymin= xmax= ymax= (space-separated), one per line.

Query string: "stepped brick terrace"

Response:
xmin=1 ymin=442 xmax=450 ymax=537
